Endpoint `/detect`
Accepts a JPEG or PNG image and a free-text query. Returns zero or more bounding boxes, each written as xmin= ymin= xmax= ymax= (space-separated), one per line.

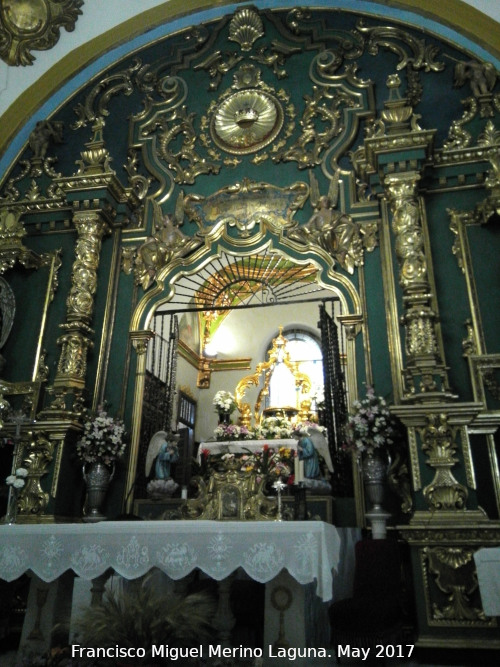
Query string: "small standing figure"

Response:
xmin=145 ymin=431 xmax=180 ymax=480
xmin=453 ymin=60 xmax=497 ymax=97
xmin=28 ymin=120 xmax=64 ymax=160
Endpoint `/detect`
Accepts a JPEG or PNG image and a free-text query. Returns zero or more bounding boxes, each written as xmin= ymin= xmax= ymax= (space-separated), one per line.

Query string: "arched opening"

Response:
xmin=127 ymin=230 xmax=363 ymax=516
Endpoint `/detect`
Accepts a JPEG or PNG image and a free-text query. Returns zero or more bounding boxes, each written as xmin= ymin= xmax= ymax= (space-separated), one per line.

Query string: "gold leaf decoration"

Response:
xmin=0 ymin=0 xmax=84 ymax=67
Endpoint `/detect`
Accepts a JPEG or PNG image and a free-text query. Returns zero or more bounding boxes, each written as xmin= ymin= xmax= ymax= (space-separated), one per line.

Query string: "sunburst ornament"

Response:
xmin=211 ymin=89 xmax=283 ymax=154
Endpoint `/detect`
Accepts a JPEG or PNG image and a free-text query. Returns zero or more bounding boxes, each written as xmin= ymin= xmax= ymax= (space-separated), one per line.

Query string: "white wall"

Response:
xmin=191 ymin=300 xmax=329 ymax=443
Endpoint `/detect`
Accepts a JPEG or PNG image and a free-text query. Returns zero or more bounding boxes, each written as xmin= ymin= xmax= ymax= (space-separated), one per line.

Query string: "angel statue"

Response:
xmin=288 ymin=171 xmax=362 ymax=273
xmin=134 ymin=194 xmax=201 ymax=289
xmin=145 ymin=431 xmax=180 ymax=480
xmin=293 ymin=424 xmax=333 ymax=493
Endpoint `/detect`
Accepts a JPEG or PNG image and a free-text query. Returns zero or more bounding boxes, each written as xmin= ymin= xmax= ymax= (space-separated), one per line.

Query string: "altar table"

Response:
xmin=473 ymin=547 xmax=500 ymax=616
xmin=1 ymin=521 xmax=359 ymax=663
xmin=0 ymin=520 xmax=344 ymax=602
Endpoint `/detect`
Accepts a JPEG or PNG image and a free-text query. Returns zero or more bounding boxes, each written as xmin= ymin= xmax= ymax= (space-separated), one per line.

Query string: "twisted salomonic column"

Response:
xmin=51 ymin=210 xmax=109 ymax=411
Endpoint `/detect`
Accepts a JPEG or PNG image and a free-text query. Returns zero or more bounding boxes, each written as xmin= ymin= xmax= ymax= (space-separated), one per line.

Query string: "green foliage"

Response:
xmin=73 ymin=574 xmax=217 ymax=663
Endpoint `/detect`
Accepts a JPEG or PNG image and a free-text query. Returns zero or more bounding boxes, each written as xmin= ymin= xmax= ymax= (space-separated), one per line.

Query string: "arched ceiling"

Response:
xmin=0 ymin=0 xmax=499 ymax=174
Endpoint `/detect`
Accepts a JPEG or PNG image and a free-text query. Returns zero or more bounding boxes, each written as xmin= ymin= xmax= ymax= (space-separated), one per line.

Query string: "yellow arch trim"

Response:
xmin=0 ymin=0 xmax=499 ymax=158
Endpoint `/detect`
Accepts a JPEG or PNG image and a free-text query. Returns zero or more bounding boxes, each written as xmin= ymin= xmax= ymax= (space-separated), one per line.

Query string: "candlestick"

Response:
xmin=272 ymin=476 xmax=286 ymax=522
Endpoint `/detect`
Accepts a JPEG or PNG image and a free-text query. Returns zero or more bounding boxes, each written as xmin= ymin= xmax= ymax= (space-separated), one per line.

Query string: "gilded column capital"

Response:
xmin=130 ymin=330 xmax=155 ymax=356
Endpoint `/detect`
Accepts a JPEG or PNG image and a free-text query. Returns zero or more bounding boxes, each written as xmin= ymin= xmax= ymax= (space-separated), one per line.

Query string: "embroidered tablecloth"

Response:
xmin=0 ymin=520 xmax=350 ymax=601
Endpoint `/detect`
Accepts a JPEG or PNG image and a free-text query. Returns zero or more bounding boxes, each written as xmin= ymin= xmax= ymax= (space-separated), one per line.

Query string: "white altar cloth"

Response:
xmin=0 ymin=520 xmax=342 ymax=601
xmin=198 ymin=438 xmax=297 ymax=461
xmin=474 ymin=547 xmax=500 ymax=616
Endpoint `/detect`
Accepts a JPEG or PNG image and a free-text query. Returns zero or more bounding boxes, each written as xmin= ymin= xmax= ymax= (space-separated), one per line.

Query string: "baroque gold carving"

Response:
xmin=382 ymin=168 xmax=452 ymax=398
xmin=228 ymin=7 xmax=264 ymax=52
xmin=469 ymin=354 xmax=500 ymax=406
xmin=17 ymin=431 xmax=55 ymax=518
xmin=202 ymin=64 xmax=294 ymax=165
xmin=56 ymin=325 xmax=93 ymax=380
xmin=211 ymin=89 xmax=284 ymax=154
xmin=422 ymin=546 xmax=488 ymax=625
xmin=67 ymin=212 xmax=109 ymax=323
xmin=420 ymin=413 xmax=468 ymax=513
xmin=272 ymin=85 xmax=344 ymax=169
xmin=182 ymin=458 xmax=278 ymax=521
xmin=287 ymin=171 xmax=363 ymax=273
xmin=184 ymin=178 xmax=308 ymax=239
xmin=0 ymin=0 xmax=83 ymax=66
xmin=356 ymin=20 xmax=445 ymax=74
xmin=453 ymin=60 xmax=497 ymax=118
xmin=130 ymin=198 xmax=202 ymax=290
xmin=157 ymin=104 xmax=220 ymax=185
xmin=0 ymin=206 xmax=55 ymax=273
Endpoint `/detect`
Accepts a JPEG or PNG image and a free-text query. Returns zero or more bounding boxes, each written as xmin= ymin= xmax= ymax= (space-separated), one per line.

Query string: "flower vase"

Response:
xmin=4 ymin=489 xmax=18 ymax=524
xmin=82 ymin=462 xmax=114 ymax=522
xmin=362 ymin=451 xmax=391 ymax=539
xmin=362 ymin=452 xmax=387 ymax=512
xmin=218 ymin=410 xmax=232 ymax=425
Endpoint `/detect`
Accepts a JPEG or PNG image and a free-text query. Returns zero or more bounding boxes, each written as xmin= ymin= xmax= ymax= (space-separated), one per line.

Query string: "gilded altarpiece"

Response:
xmin=0 ymin=5 xmax=499 ymax=649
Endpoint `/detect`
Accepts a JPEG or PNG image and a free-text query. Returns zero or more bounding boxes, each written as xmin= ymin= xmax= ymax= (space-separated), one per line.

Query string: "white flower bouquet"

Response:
xmin=292 ymin=421 xmax=327 ymax=437
xmin=255 ymin=416 xmax=294 ymax=440
xmin=76 ymin=406 xmax=126 ymax=465
xmin=147 ymin=478 xmax=179 ymax=499
xmin=6 ymin=467 xmax=28 ymax=489
xmin=345 ymin=386 xmax=395 ymax=456
xmin=212 ymin=390 xmax=237 ymax=414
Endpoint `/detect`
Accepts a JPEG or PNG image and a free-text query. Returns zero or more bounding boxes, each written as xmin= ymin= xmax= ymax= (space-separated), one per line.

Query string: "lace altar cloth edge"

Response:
xmin=0 ymin=520 xmax=349 ymax=601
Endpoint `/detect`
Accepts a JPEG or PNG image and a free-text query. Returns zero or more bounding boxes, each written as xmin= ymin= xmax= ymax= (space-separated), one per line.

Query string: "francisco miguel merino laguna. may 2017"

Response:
xmin=70 ymin=645 xmax=334 ymax=661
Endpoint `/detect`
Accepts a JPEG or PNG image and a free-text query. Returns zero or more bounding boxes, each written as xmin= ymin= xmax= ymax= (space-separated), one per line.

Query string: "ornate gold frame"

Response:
xmin=0 ymin=0 xmax=84 ymax=67
xmin=235 ymin=325 xmax=312 ymax=427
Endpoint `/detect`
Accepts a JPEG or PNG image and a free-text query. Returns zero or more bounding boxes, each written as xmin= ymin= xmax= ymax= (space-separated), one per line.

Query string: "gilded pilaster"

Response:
xmin=124 ymin=330 xmax=155 ymax=514
xmin=400 ymin=525 xmax=500 ymax=647
xmin=384 ymin=171 xmax=451 ymax=398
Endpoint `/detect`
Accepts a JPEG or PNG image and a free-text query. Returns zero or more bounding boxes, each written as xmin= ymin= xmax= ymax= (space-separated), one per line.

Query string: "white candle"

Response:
xmin=181 ymin=486 xmax=188 ymax=499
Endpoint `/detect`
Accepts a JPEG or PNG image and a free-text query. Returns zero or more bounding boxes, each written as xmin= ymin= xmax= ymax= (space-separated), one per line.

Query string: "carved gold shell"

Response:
xmin=228 ymin=8 xmax=264 ymax=51
xmin=211 ymin=89 xmax=283 ymax=155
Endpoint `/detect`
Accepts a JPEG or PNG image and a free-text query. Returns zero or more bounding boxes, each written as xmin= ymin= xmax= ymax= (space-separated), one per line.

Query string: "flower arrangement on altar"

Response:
xmin=292 ymin=421 xmax=327 ymax=437
xmin=76 ymin=406 xmax=126 ymax=465
xmin=344 ymin=386 xmax=396 ymax=457
xmin=214 ymin=422 xmax=254 ymax=441
xmin=212 ymin=390 xmax=237 ymax=415
xmin=254 ymin=415 xmax=294 ymax=440
xmin=6 ymin=467 xmax=28 ymax=490
xmin=241 ymin=444 xmax=295 ymax=479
